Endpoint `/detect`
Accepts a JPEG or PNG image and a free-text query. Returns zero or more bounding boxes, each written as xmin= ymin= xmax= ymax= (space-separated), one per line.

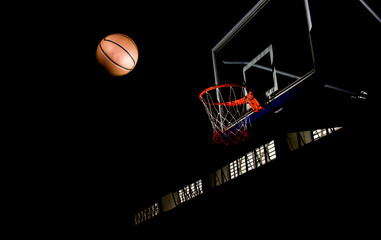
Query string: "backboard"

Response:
xmin=211 ymin=0 xmax=315 ymax=129
xmin=205 ymin=0 xmax=380 ymax=141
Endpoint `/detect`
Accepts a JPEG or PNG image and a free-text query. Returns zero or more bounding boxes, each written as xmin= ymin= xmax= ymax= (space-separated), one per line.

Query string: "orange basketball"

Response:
xmin=96 ymin=33 xmax=138 ymax=77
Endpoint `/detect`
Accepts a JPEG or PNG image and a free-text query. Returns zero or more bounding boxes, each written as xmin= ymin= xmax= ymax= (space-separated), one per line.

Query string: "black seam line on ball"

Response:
xmin=99 ymin=43 xmax=132 ymax=71
xmin=104 ymin=38 xmax=136 ymax=66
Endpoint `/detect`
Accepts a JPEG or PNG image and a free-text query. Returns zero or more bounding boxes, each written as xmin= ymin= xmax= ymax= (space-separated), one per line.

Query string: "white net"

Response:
xmin=199 ymin=84 xmax=262 ymax=145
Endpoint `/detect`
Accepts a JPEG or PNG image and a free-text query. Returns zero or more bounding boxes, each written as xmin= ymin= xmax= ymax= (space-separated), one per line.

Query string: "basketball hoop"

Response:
xmin=199 ymin=84 xmax=263 ymax=145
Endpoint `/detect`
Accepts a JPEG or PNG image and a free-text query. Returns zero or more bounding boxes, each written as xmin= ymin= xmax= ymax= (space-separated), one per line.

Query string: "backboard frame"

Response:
xmin=242 ymin=44 xmax=278 ymax=104
xmin=210 ymin=0 xmax=316 ymax=130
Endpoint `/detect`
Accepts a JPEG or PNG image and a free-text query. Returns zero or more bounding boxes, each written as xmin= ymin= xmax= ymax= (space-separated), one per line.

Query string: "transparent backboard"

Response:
xmin=212 ymin=0 xmax=315 ymax=117
xmin=208 ymin=0 xmax=380 ymax=137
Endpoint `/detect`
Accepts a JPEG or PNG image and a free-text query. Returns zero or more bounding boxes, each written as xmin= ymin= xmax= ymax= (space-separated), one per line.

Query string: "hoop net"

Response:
xmin=199 ymin=84 xmax=263 ymax=145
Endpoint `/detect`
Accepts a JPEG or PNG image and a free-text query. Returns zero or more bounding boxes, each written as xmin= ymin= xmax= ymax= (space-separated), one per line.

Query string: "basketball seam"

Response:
xmin=99 ymin=43 xmax=133 ymax=71
xmin=116 ymin=33 xmax=138 ymax=51
xmin=103 ymin=38 xmax=136 ymax=66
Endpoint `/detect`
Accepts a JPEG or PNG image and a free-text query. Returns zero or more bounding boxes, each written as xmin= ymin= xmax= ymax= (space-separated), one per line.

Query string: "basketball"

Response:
xmin=96 ymin=33 xmax=138 ymax=77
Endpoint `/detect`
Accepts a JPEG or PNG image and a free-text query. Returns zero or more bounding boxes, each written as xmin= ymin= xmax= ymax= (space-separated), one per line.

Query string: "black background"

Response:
xmin=42 ymin=0 xmax=260 ymax=235
xmin=16 ymin=0 xmax=379 ymax=237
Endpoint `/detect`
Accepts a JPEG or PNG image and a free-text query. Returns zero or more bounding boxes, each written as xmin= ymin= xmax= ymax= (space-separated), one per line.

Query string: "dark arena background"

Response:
xmin=26 ymin=0 xmax=379 ymax=238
